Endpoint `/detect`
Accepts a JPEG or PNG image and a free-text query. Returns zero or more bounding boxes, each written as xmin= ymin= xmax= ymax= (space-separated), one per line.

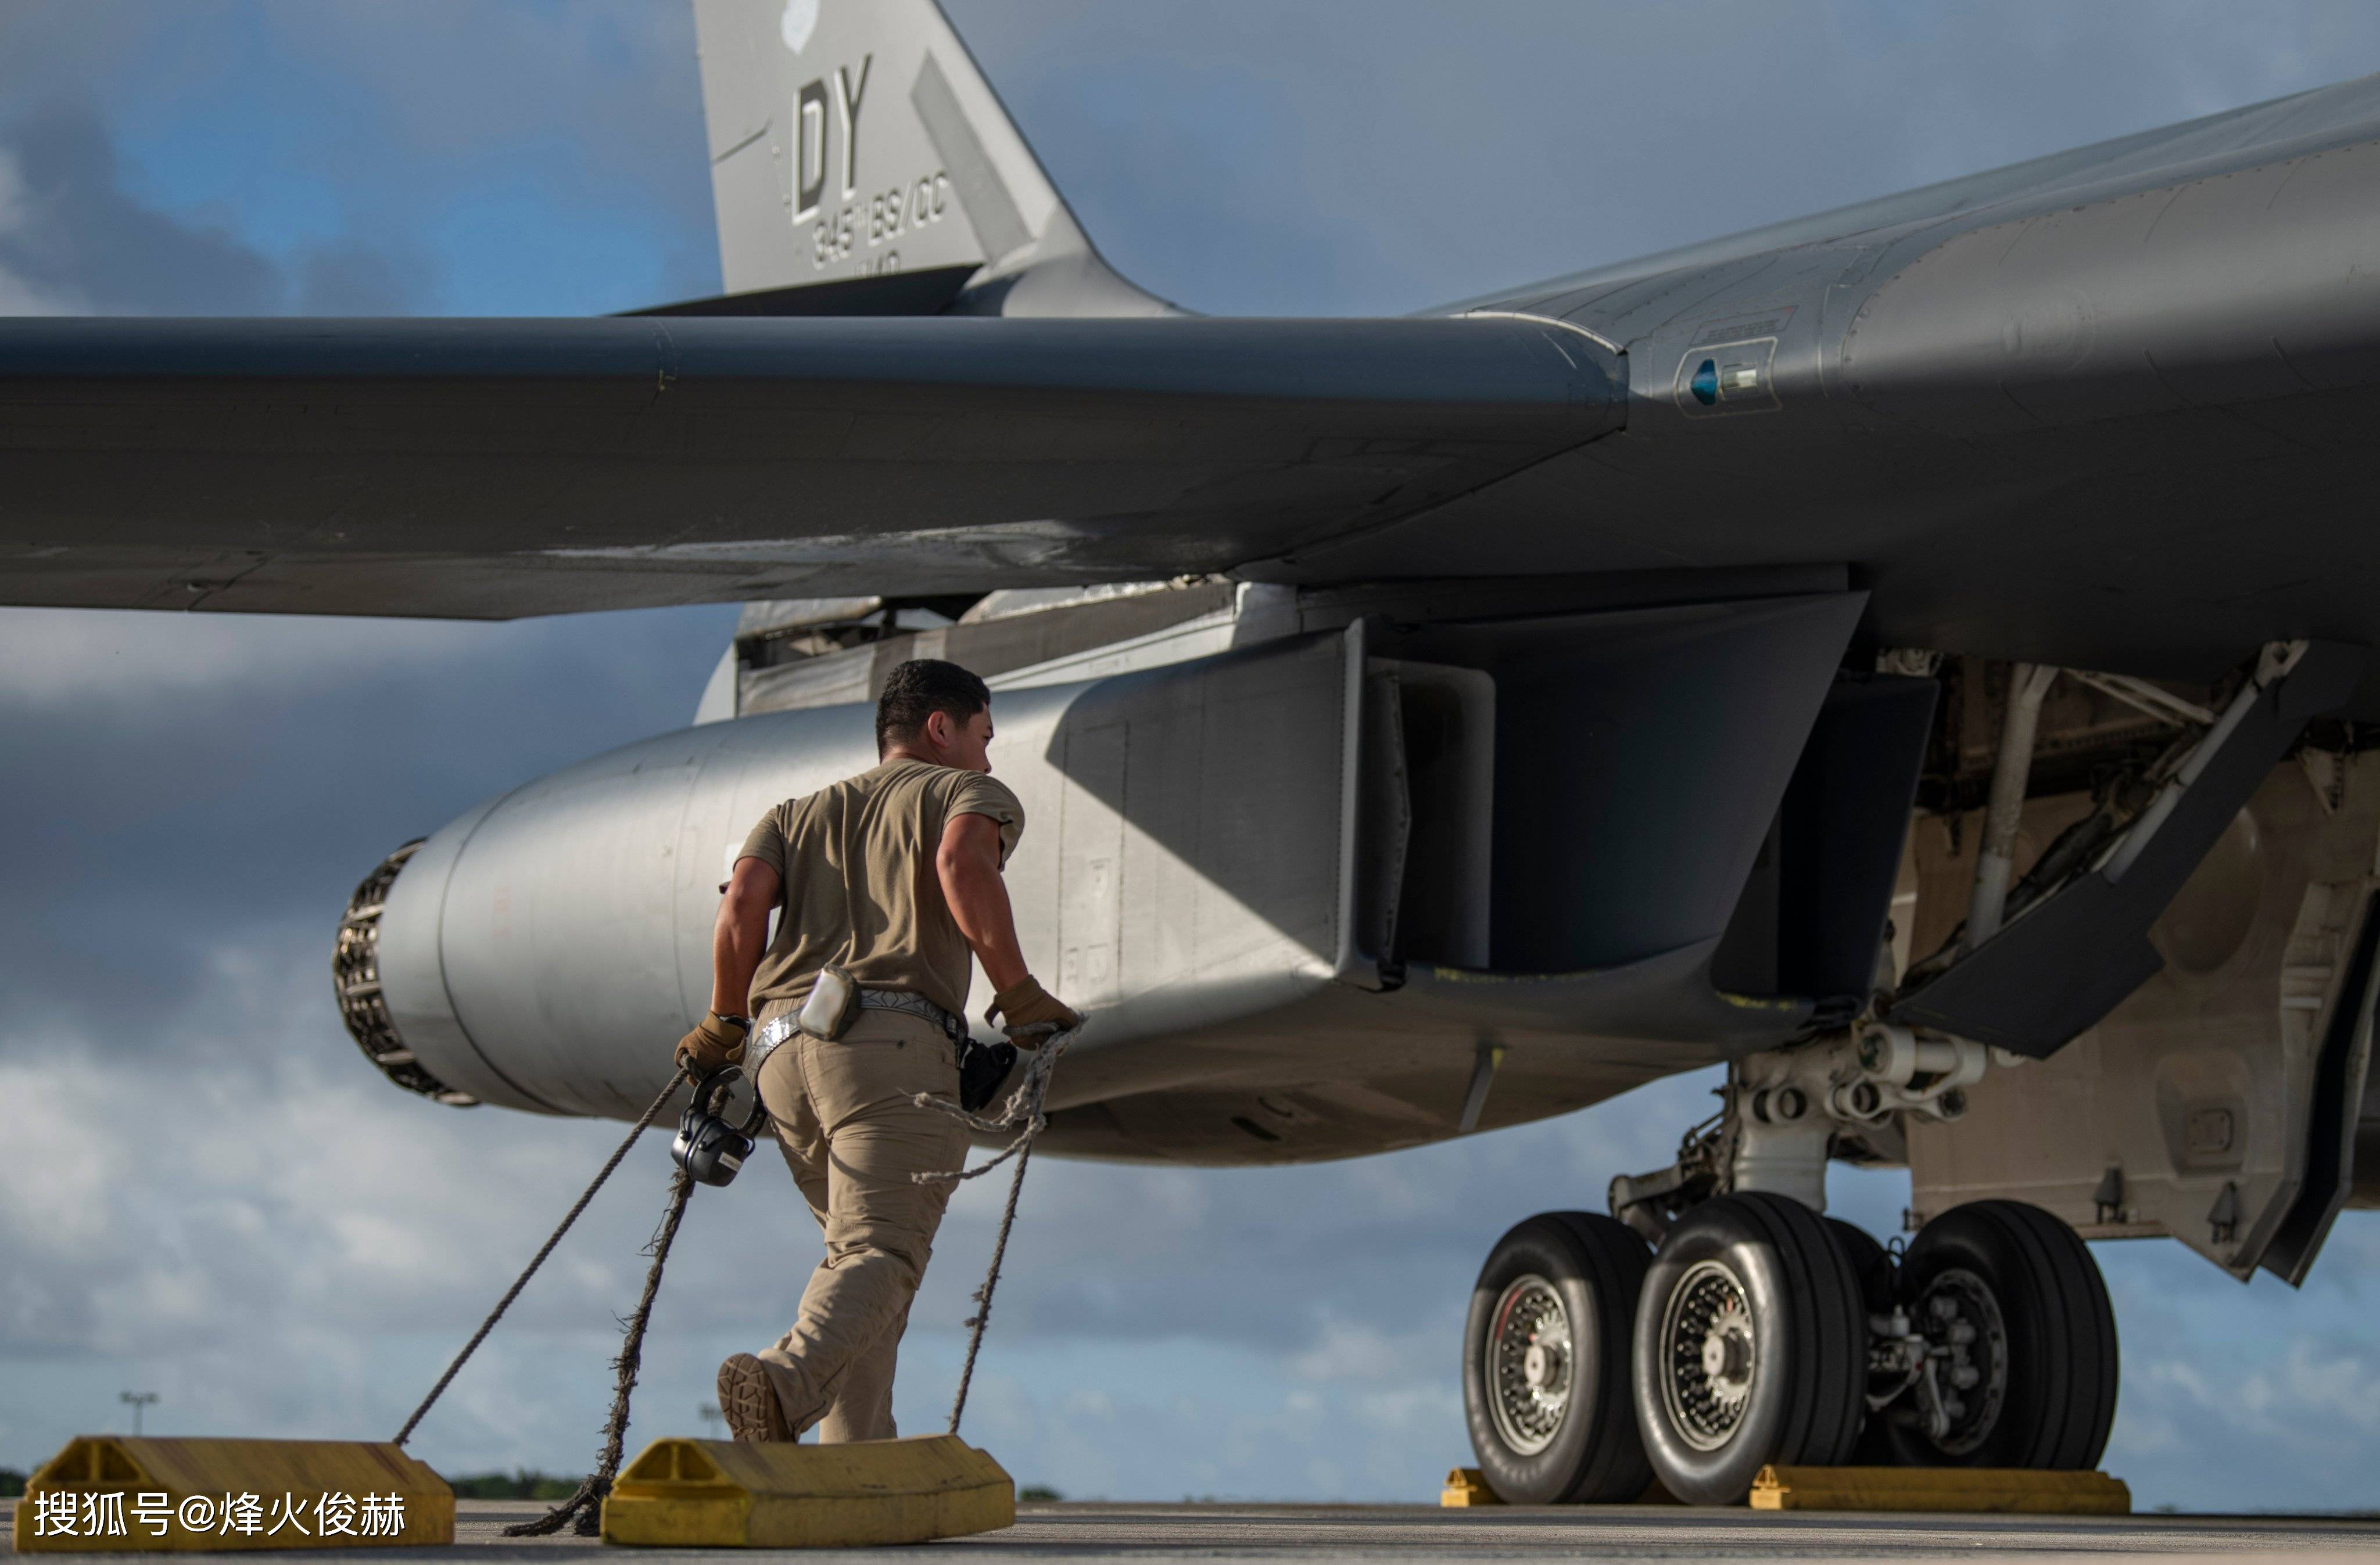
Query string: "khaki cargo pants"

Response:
xmin=751 ymin=1005 xmax=970 ymax=1442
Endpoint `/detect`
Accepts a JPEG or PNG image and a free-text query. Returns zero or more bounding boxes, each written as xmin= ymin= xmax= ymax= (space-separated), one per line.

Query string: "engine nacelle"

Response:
xmin=361 ymin=633 xmax=1377 ymax=1117
xmin=334 ymin=583 xmax=1892 ymax=1163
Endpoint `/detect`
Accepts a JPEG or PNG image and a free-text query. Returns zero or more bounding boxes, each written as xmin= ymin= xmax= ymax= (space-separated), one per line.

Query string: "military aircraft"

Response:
xmin=6 ymin=0 xmax=2378 ymax=1509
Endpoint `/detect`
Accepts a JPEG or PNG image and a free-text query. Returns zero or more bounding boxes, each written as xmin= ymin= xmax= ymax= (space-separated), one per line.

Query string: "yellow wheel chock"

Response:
xmin=1440 ymin=1468 xmax=1504 ymax=1506
xmin=12 ymin=1437 xmax=452 ymax=1552
xmin=1748 ymin=1464 xmax=2131 ymax=1513
xmin=600 ymin=1434 xmax=1014 ymax=1548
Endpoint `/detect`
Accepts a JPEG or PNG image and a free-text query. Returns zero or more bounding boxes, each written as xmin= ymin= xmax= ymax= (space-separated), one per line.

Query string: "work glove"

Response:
xmin=985 ymin=977 xmax=1081 ymax=1047
xmin=675 ymin=1011 xmax=749 ymax=1076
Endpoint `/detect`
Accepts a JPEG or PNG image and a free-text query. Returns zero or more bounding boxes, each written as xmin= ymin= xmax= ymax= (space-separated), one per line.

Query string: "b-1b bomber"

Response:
xmin=9 ymin=0 xmax=2380 ymax=1508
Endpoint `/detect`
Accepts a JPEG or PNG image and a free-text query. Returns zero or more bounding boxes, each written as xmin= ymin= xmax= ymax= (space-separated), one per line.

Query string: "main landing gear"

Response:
xmin=1461 ymin=1195 xmax=2116 ymax=1505
xmin=1461 ymin=1047 xmax=2118 ymax=1505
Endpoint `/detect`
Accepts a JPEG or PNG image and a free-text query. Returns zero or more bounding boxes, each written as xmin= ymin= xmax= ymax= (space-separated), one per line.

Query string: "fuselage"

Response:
xmin=1392 ymin=73 xmax=2380 ymax=717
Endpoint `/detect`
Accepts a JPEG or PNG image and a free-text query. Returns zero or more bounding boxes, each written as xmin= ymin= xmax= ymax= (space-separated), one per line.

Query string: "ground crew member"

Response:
xmin=675 ymin=658 xmax=1081 ymax=1442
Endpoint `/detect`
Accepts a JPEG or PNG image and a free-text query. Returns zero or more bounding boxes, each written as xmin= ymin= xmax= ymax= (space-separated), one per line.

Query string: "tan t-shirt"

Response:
xmin=739 ymin=759 xmax=1025 ymax=1022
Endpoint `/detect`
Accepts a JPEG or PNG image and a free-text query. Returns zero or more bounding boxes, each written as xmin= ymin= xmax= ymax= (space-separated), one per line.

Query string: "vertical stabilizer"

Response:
xmin=691 ymin=0 xmax=1172 ymax=316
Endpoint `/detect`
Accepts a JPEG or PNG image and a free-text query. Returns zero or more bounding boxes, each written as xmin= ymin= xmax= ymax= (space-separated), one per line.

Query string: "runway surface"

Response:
xmin=10 ymin=1499 xmax=2380 ymax=1563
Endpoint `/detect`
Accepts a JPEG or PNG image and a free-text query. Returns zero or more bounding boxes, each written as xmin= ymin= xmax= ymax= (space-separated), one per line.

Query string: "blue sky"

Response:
xmin=5 ymin=0 xmax=2380 ymax=1509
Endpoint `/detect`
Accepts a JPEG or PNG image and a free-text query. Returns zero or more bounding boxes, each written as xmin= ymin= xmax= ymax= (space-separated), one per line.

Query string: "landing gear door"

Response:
xmin=1906 ymin=759 xmax=2380 ymax=1280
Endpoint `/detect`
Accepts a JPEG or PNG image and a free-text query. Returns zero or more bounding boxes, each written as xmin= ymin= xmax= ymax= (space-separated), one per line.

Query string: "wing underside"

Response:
xmin=0 ymin=315 xmax=1621 ymax=618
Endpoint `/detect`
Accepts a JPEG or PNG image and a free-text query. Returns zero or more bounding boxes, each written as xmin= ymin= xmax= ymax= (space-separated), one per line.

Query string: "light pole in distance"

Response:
xmin=120 ymin=1391 xmax=159 ymax=1437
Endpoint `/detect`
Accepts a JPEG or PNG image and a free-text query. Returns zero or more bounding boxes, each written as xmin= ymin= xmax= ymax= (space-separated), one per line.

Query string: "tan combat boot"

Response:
xmin=716 ymin=1354 xmax=795 ymax=1442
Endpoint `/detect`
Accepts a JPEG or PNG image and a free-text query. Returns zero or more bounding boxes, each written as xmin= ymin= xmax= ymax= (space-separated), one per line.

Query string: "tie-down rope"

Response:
xmin=912 ymin=1024 xmax=1076 ymax=1435
xmin=503 ymin=1165 xmax=697 ymax=1537
xmin=390 ymin=1068 xmax=693 ymax=1538
xmin=393 ymin=1068 xmax=687 ymax=1451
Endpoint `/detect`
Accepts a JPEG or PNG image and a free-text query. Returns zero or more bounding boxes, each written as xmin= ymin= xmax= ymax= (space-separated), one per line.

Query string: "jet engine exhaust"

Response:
xmin=334 ymin=839 xmax=477 ymax=1107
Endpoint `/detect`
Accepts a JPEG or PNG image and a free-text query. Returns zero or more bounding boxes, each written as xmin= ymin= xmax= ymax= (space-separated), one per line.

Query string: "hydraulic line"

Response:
xmin=1964 ymin=663 xmax=2059 ymax=949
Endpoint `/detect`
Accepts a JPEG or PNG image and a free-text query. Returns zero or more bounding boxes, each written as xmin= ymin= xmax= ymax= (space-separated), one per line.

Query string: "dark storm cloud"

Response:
xmin=293 ymin=239 xmax=423 ymax=315
xmin=0 ymin=2 xmax=711 ymax=317
xmin=0 ymin=608 xmax=736 ymax=1063
xmin=0 ymin=104 xmax=279 ymax=313
xmin=0 ymin=102 xmax=435 ymax=315
xmin=0 ymin=605 xmax=739 ymax=1471
xmin=240 ymin=1 xmax=716 ymax=311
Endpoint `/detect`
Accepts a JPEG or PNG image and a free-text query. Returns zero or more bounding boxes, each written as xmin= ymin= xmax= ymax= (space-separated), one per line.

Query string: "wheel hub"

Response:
xmin=1486 ymin=1275 xmax=1572 ymax=1456
xmin=1698 ymin=1298 xmax=1754 ymax=1398
xmin=1912 ymin=1267 xmax=2009 ymax=1454
xmin=1659 ymin=1259 xmax=1757 ymax=1451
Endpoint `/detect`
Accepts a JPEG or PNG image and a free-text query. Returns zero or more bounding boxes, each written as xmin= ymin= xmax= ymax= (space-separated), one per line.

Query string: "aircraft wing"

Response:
xmin=11 ymin=67 xmax=2380 ymax=710
xmin=0 ymin=315 xmax=1619 ymax=618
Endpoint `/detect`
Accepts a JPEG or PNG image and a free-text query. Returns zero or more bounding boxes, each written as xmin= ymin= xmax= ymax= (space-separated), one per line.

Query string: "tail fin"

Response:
xmin=689 ymin=0 xmax=1172 ymax=317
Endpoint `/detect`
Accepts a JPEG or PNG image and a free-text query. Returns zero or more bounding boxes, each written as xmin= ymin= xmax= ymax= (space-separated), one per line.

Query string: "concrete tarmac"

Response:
xmin=9 ymin=1499 xmax=2380 ymax=1563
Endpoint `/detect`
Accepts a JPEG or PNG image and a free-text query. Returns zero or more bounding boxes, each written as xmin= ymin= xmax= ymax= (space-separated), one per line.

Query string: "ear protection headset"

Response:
xmin=671 ymin=1066 xmax=769 ymax=1187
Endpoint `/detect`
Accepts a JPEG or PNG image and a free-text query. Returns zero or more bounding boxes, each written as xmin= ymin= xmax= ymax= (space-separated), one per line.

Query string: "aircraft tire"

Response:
xmin=1460 ymin=1211 xmax=1654 ymax=1504
xmin=1828 ymin=1218 xmax=1909 ymax=1467
xmin=1880 ymin=1199 xmax=2119 ymax=1470
xmin=1828 ymin=1217 xmax=1898 ymax=1315
xmin=1632 ymin=1192 xmax=1868 ymax=1505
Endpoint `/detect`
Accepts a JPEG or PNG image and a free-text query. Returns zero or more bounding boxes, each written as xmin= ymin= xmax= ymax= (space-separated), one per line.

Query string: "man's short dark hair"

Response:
xmin=876 ymin=658 xmax=992 ymax=754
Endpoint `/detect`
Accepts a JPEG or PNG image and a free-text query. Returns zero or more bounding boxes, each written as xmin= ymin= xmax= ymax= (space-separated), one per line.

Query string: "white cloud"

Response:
xmin=1289 ymin=1316 xmax=1418 ymax=1383
xmin=0 ymin=608 xmax=508 ymax=711
xmin=0 ymin=148 xmax=24 ymax=234
xmin=2274 ymin=1341 xmax=2380 ymax=1432
xmin=2157 ymin=1337 xmax=2380 ymax=1437
xmin=0 ymin=1061 xmax=114 ymax=1245
xmin=0 ymin=605 xmax=716 ymax=715
xmin=0 ymin=263 xmax=82 ymax=314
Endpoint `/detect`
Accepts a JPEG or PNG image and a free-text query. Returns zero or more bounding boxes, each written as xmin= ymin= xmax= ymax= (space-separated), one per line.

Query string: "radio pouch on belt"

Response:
xmin=799 ymin=962 xmax=862 ymax=1039
xmin=958 ymin=1038 xmax=1017 ymax=1113
xmin=797 ymin=786 xmax=869 ymax=1040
